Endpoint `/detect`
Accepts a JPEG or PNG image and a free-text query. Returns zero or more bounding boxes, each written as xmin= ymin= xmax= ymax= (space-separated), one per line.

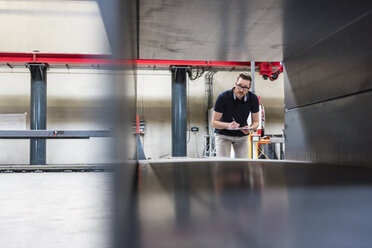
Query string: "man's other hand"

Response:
xmin=241 ymin=126 xmax=251 ymax=134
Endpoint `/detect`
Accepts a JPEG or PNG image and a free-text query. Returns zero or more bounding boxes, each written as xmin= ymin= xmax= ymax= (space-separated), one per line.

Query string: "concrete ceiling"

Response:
xmin=139 ymin=0 xmax=283 ymax=61
xmin=98 ymin=0 xmax=372 ymax=62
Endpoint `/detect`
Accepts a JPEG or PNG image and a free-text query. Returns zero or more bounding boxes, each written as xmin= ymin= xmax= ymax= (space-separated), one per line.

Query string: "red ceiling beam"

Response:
xmin=0 ymin=52 xmax=281 ymax=68
xmin=134 ymin=59 xmax=256 ymax=67
xmin=0 ymin=52 xmax=113 ymax=65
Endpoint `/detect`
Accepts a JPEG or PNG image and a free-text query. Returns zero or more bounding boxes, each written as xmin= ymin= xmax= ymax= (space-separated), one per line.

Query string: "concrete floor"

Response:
xmin=0 ymin=172 xmax=112 ymax=248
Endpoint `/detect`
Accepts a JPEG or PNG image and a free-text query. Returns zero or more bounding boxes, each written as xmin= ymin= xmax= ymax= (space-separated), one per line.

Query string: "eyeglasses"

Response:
xmin=236 ymin=84 xmax=249 ymax=91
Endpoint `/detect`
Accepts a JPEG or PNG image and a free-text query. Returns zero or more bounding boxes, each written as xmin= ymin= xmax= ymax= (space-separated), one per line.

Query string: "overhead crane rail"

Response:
xmin=0 ymin=52 xmax=282 ymax=76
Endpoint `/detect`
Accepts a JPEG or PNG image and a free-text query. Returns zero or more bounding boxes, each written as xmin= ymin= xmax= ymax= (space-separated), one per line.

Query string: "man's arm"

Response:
xmin=250 ymin=112 xmax=259 ymax=130
xmin=241 ymin=112 xmax=259 ymax=134
xmin=211 ymin=111 xmax=239 ymax=129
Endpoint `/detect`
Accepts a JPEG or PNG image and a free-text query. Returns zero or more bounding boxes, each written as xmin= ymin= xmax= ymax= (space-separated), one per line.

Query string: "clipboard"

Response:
xmin=225 ymin=127 xmax=252 ymax=130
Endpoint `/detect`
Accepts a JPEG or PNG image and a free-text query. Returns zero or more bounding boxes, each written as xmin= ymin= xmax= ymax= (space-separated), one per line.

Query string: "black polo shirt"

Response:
xmin=214 ymin=88 xmax=259 ymax=137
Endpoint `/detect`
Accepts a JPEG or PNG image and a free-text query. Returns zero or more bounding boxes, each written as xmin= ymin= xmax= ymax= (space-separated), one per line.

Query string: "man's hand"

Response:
xmin=227 ymin=121 xmax=240 ymax=129
xmin=241 ymin=126 xmax=251 ymax=135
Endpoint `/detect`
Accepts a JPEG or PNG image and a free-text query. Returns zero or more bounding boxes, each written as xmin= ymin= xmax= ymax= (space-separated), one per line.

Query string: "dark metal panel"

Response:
xmin=285 ymin=90 xmax=372 ymax=166
xmin=284 ymin=11 xmax=372 ymax=109
xmin=282 ymin=0 xmax=372 ymax=59
xmin=136 ymin=160 xmax=372 ymax=248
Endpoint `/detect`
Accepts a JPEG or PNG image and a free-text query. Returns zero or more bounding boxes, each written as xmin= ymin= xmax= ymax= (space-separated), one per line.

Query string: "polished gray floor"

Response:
xmin=0 ymin=172 xmax=112 ymax=248
xmin=136 ymin=160 xmax=372 ymax=248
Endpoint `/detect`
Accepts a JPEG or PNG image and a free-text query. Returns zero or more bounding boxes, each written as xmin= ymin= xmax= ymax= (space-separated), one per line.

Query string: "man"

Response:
xmin=211 ymin=72 xmax=259 ymax=158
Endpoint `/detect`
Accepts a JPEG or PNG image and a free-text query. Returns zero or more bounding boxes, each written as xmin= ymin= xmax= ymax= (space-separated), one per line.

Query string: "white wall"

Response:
xmin=0 ymin=0 xmax=115 ymax=164
xmin=137 ymin=70 xmax=208 ymax=159
xmin=137 ymin=71 xmax=171 ymax=159
xmin=0 ymin=1 xmax=110 ymax=54
xmin=137 ymin=69 xmax=284 ymax=159
xmin=0 ymin=67 xmax=117 ymax=164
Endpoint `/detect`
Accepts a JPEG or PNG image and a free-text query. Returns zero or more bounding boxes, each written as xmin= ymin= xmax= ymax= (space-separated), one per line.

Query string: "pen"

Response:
xmin=232 ymin=117 xmax=236 ymax=122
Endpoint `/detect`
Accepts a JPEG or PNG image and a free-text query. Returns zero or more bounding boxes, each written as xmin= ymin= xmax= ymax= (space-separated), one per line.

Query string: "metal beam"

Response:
xmin=0 ymin=164 xmax=113 ymax=173
xmin=0 ymin=130 xmax=112 ymax=139
xmin=0 ymin=52 xmax=281 ymax=69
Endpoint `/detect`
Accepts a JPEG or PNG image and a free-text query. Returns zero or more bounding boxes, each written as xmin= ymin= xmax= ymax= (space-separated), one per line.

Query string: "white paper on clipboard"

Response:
xmin=225 ymin=127 xmax=252 ymax=130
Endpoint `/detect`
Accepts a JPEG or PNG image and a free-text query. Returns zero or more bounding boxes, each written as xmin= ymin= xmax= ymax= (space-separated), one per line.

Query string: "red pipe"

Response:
xmin=0 ymin=52 xmax=281 ymax=68
xmin=136 ymin=114 xmax=139 ymax=134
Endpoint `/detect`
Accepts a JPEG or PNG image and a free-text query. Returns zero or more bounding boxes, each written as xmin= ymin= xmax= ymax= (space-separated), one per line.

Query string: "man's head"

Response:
xmin=234 ymin=73 xmax=252 ymax=99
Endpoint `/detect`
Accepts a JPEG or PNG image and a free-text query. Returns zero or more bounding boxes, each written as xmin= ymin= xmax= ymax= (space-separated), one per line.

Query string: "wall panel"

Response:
xmin=285 ymin=90 xmax=372 ymax=166
xmin=284 ymin=8 xmax=372 ymax=166
xmin=284 ymin=12 xmax=372 ymax=109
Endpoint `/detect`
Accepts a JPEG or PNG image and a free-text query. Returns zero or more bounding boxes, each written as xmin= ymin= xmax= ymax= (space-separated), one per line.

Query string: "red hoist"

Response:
xmin=258 ymin=62 xmax=283 ymax=81
xmin=255 ymin=62 xmax=282 ymax=136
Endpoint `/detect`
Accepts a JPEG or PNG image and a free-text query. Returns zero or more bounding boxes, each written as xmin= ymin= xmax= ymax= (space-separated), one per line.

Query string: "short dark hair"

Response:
xmin=237 ymin=72 xmax=252 ymax=82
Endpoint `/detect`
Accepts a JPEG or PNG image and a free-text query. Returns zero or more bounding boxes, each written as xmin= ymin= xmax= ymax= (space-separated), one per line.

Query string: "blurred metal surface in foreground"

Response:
xmin=137 ymin=160 xmax=372 ymax=248
xmin=95 ymin=0 xmax=372 ymax=247
xmin=96 ymin=0 xmax=138 ymax=247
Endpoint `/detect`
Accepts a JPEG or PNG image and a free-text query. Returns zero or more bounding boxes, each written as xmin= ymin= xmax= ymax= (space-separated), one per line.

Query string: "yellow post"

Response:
xmin=248 ymin=132 xmax=252 ymax=159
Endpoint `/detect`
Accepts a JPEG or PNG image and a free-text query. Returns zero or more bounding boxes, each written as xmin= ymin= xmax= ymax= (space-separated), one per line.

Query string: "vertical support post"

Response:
xmin=171 ymin=66 xmax=187 ymax=157
xmin=28 ymin=63 xmax=47 ymax=165
xmin=280 ymin=142 xmax=283 ymax=160
xmin=251 ymin=61 xmax=255 ymax=93
xmin=248 ymin=132 xmax=252 ymax=159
